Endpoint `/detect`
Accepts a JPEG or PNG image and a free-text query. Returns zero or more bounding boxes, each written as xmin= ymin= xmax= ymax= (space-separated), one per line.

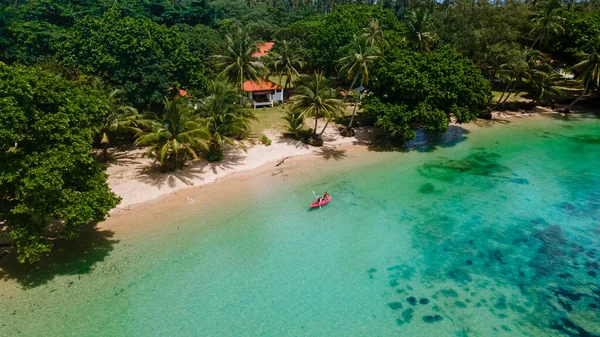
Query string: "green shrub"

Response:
xmin=206 ymin=147 xmax=224 ymax=162
xmin=260 ymin=134 xmax=272 ymax=146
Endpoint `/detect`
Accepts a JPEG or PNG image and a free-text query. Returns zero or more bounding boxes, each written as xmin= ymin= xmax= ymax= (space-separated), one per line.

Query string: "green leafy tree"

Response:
xmin=198 ymin=77 xmax=255 ymax=160
xmin=266 ymin=40 xmax=305 ymax=97
xmin=60 ymin=7 xmax=207 ymax=109
xmin=0 ymin=64 xmax=120 ymax=263
xmin=364 ymin=47 xmax=491 ymax=140
xmin=291 ymin=72 xmax=341 ymax=143
xmin=214 ymin=25 xmax=263 ymax=91
xmin=135 ymin=99 xmax=209 ymax=172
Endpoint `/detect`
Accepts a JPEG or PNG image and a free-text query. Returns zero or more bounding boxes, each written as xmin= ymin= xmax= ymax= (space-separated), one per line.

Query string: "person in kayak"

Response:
xmin=323 ymin=192 xmax=330 ymax=200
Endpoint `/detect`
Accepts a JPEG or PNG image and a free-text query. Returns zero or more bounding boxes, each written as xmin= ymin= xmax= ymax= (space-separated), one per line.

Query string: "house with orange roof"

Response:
xmin=253 ymin=42 xmax=274 ymax=58
xmin=243 ymin=78 xmax=284 ymax=108
xmin=243 ymin=42 xmax=284 ymax=108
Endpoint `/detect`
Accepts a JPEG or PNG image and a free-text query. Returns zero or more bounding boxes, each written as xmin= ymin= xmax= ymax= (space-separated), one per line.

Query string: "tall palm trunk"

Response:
xmin=348 ymin=78 xmax=364 ymax=128
xmin=500 ymin=83 xmax=517 ymax=108
xmin=567 ymin=77 xmax=590 ymax=110
xmin=313 ymin=107 xmax=319 ymax=137
xmin=494 ymin=79 xmax=513 ymax=111
xmin=319 ymin=115 xmax=331 ymax=138
xmin=336 ymin=74 xmax=359 ymax=123
xmin=102 ymin=143 xmax=108 ymax=161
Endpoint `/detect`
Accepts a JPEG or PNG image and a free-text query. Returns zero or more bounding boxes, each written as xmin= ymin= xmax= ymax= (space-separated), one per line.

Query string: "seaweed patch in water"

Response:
xmin=441 ymin=289 xmax=459 ymax=298
xmin=402 ymin=308 xmax=414 ymax=323
xmin=388 ymin=302 xmax=404 ymax=310
xmin=419 ymin=298 xmax=430 ymax=305
xmin=417 ymin=150 xmax=510 ymax=182
xmin=455 ymin=301 xmax=467 ymax=308
xmin=423 ymin=315 xmax=444 ymax=323
xmin=407 ymin=296 xmax=417 ymax=306
xmin=418 ymin=183 xmax=437 ymax=194
xmin=508 ymin=178 xmax=529 ymax=185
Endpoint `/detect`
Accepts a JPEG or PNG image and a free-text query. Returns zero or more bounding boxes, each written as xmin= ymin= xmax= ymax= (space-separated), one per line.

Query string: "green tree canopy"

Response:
xmin=59 ymin=7 xmax=207 ymax=109
xmin=0 ymin=64 xmax=120 ymax=263
xmin=364 ymin=46 xmax=491 ymax=140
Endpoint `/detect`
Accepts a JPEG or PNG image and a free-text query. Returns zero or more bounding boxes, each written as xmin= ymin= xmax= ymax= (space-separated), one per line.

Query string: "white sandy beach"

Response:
xmin=106 ymin=110 xmax=568 ymax=212
xmin=106 ymin=122 xmax=384 ymax=210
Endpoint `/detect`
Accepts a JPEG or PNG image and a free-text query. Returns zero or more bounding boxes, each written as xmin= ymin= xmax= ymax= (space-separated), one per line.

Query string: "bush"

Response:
xmin=283 ymin=110 xmax=305 ymax=139
xmin=206 ymin=146 xmax=224 ymax=162
xmin=260 ymin=134 xmax=272 ymax=146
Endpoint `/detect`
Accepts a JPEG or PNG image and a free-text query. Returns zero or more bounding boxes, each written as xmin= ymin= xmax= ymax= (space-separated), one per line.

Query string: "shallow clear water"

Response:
xmin=1 ymin=116 xmax=600 ymax=336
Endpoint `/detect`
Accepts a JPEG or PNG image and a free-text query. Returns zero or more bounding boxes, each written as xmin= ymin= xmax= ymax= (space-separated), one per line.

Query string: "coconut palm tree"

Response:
xmin=494 ymin=48 xmax=538 ymax=110
xmin=337 ymin=35 xmax=380 ymax=130
xmin=266 ymin=40 xmax=305 ymax=98
xmin=291 ymin=72 xmax=341 ymax=144
xmin=528 ymin=68 xmax=563 ymax=103
xmin=197 ymin=77 xmax=256 ymax=161
xmin=406 ymin=6 xmax=437 ymax=52
xmin=90 ymin=78 xmax=139 ymax=161
xmin=529 ymin=0 xmax=565 ymax=49
xmin=568 ymin=42 xmax=600 ymax=110
xmin=134 ymin=99 xmax=208 ymax=172
xmin=363 ymin=19 xmax=385 ymax=49
xmin=213 ymin=25 xmax=263 ymax=91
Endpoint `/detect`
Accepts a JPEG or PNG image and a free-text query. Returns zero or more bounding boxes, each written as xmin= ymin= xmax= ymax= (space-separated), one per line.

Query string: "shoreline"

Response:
xmin=106 ymin=123 xmax=385 ymax=211
xmin=103 ymin=111 xmax=573 ymax=221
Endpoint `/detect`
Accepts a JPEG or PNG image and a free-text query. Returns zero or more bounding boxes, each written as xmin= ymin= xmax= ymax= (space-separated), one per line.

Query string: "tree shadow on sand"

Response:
xmin=135 ymin=150 xmax=247 ymax=189
xmin=0 ymin=223 xmax=119 ymax=289
xmin=314 ymin=146 xmax=347 ymax=161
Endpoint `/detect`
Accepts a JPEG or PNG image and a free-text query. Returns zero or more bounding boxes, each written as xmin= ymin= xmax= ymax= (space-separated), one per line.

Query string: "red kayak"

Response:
xmin=310 ymin=195 xmax=332 ymax=209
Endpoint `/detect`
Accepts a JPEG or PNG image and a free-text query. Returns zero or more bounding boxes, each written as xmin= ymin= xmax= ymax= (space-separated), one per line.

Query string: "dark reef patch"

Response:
xmin=423 ymin=315 xmax=444 ymax=323
xmin=388 ymin=302 xmax=404 ymax=310
xmin=402 ymin=308 xmax=414 ymax=323
xmin=454 ymin=301 xmax=467 ymax=308
xmin=419 ymin=183 xmax=437 ymax=194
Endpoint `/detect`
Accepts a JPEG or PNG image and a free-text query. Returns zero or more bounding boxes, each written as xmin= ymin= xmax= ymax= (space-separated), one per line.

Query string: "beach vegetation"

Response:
xmin=134 ymin=99 xmax=209 ymax=172
xmin=2 ymin=0 xmax=600 ymax=261
xmin=0 ymin=63 xmax=120 ymax=263
xmin=290 ymin=72 xmax=341 ymax=146
xmin=198 ymin=77 xmax=255 ymax=159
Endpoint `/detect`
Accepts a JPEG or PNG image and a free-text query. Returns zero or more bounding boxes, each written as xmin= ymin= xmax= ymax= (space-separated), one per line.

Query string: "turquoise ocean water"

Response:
xmin=1 ymin=115 xmax=599 ymax=336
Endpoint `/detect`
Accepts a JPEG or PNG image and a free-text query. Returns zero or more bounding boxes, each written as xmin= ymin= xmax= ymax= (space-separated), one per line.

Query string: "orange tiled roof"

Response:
xmin=243 ymin=79 xmax=283 ymax=92
xmin=168 ymin=87 xmax=189 ymax=97
xmin=252 ymin=42 xmax=275 ymax=57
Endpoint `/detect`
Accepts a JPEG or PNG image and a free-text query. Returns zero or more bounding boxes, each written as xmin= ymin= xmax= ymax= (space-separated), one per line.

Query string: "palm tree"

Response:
xmin=337 ymin=35 xmax=380 ymax=130
xmin=291 ymin=72 xmax=341 ymax=144
xmin=529 ymin=0 xmax=565 ymax=49
xmin=90 ymin=78 xmax=139 ymax=161
xmin=568 ymin=42 xmax=600 ymax=110
xmin=494 ymin=48 xmax=537 ymax=110
xmin=363 ymin=19 xmax=385 ymax=49
xmin=134 ymin=99 xmax=208 ymax=172
xmin=406 ymin=6 xmax=437 ymax=52
xmin=528 ymin=68 xmax=563 ymax=103
xmin=283 ymin=110 xmax=305 ymax=139
xmin=99 ymin=89 xmax=138 ymax=161
xmin=213 ymin=25 xmax=263 ymax=91
xmin=197 ymin=77 xmax=256 ymax=160
xmin=266 ymin=40 xmax=304 ymax=98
